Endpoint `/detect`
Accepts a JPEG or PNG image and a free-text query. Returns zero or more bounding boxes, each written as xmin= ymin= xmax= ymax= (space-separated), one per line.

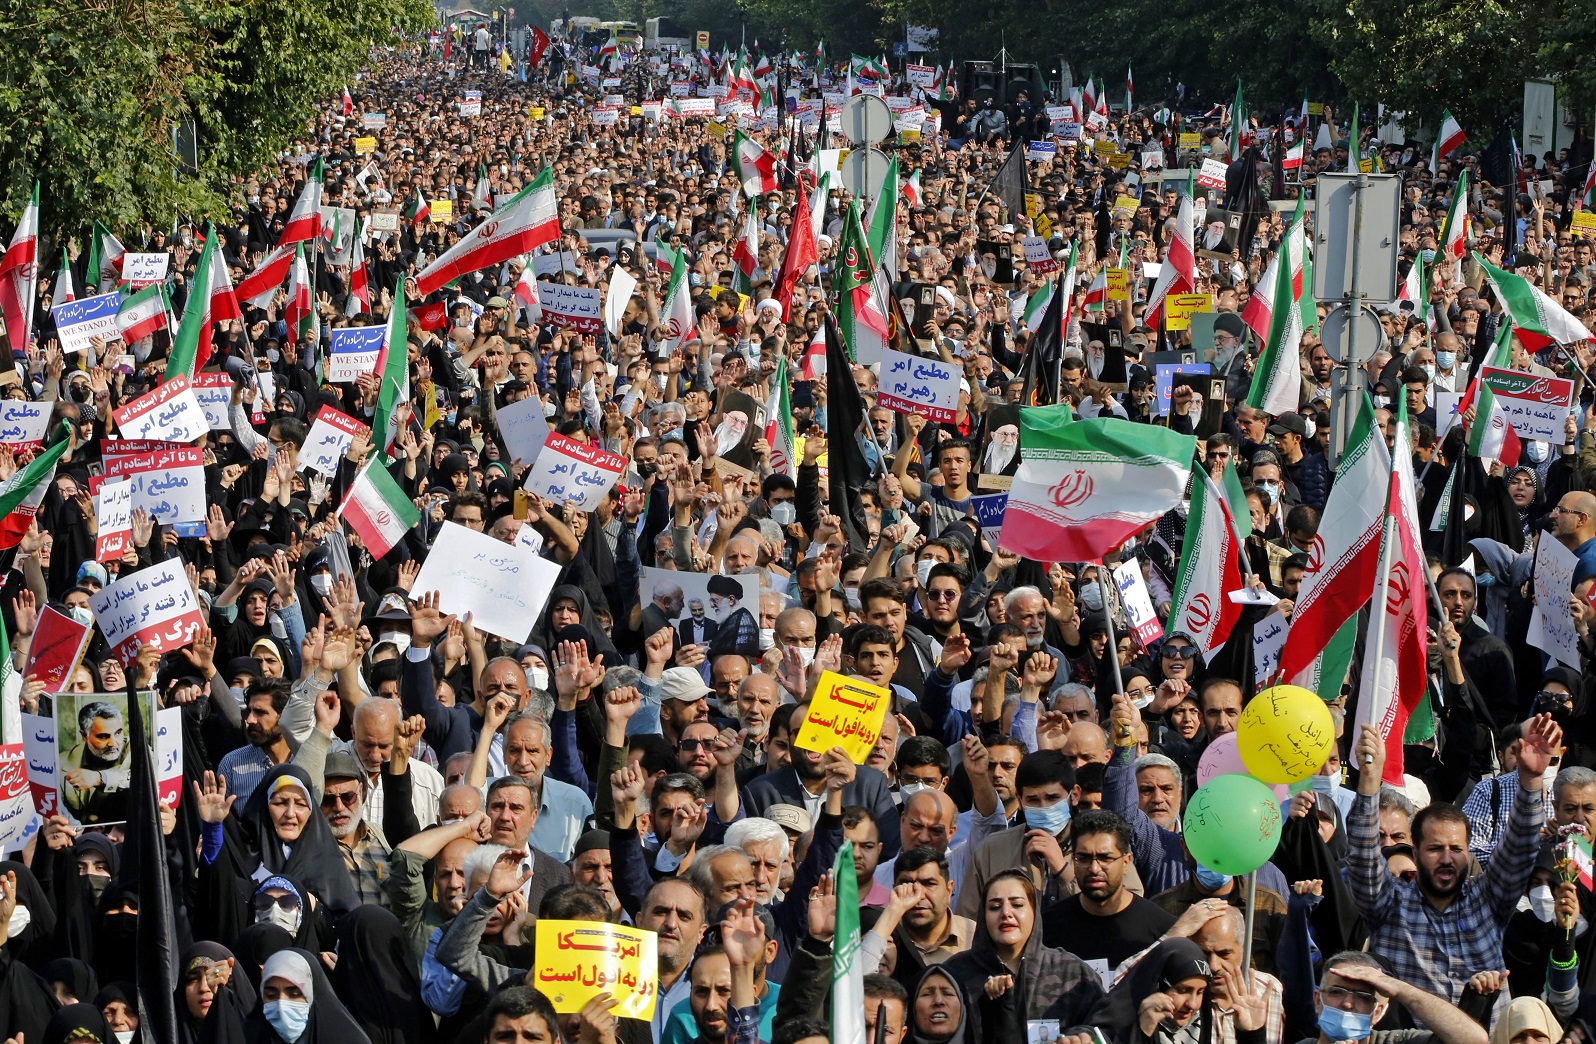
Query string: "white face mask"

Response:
xmin=115 ymin=1032 xmax=135 ymax=1044
xmin=843 ymin=588 xmax=862 ymax=611
xmin=758 ymin=628 xmax=776 ymax=651
xmin=795 ymin=646 xmax=816 ymax=670
xmin=1530 ymin=884 xmax=1557 ymax=923
xmin=1373 ymin=395 xmax=1391 ymax=409
xmin=915 ymin=558 xmax=936 ymax=588
xmin=899 ymin=781 xmax=935 ymax=799
xmin=6 ymin=904 xmax=29 ymax=940
xmin=309 ymin=573 xmax=334 ymax=596
xmin=770 ymin=501 xmax=796 ymax=526
xmin=379 ymin=630 xmax=412 ymax=653
xmin=1524 ymin=440 xmax=1549 ymax=464
xmin=529 ymin=666 xmax=550 ymax=692
xmin=257 ymin=902 xmax=302 ymax=935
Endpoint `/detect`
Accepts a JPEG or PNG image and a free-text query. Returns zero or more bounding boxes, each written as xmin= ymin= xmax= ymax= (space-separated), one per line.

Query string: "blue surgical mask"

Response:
xmin=1024 ymin=798 xmax=1071 ymax=835
xmin=1257 ymin=481 xmax=1280 ymax=505
xmin=1317 ymin=1006 xmax=1373 ymax=1043
xmin=263 ymin=999 xmax=312 ymax=1042
xmin=1436 ymin=351 xmax=1457 ymax=370
xmin=1193 ymin=864 xmax=1232 ymax=891
xmin=1422 ymin=364 xmax=1436 ymax=382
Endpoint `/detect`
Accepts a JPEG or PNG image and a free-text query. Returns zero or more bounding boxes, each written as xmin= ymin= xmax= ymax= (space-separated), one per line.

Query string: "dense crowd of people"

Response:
xmin=3 ymin=20 xmax=1596 ymax=1044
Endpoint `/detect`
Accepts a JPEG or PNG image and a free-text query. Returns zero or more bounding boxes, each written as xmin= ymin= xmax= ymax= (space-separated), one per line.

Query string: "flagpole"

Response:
xmin=1240 ymin=871 xmax=1258 ymax=977
xmin=1361 ymin=509 xmax=1397 ymax=767
xmin=1096 ymin=569 xmax=1125 ymax=695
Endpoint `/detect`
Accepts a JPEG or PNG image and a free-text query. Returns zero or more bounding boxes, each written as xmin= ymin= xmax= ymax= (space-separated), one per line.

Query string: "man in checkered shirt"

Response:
xmin=1345 ymin=712 xmax=1560 ymax=1019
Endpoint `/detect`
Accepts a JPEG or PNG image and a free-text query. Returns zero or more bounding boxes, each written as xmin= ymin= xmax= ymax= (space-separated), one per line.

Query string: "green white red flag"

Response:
xmin=1001 ymin=407 xmax=1196 ymax=563
xmin=1247 ymin=200 xmax=1307 ymax=416
xmin=657 ymin=247 xmax=698 ymax=356
xmin=1169 ymin=469 xmax=1244 ymax=658
xmin=280 ymin=157 xmax=324 ymax=245
xmin=732 ymin=130 xmax=778 ymax=197
xmin=0 ymin=422 xmax=70 ymax=549
xmin=0 ymin=183 xmax=39 ymax=356
xmin=284 ymin=243 xmax=314 ymax=349
xmin=416 ymin=168 xmax=558 ymax=295
xmin=116 ymin=284 xmax=168 ymax=344
xmin=337 ymin=459 xmax=420 ymax=560
xmin=834 ymin=200 xmax=889 ymax=363
xmin=1439 ymin=169 xmax=1469 ymax=265
xmin=1462 ymin=322 xmax=1520 ymax=465
xmin=763 ymin=358 xmax=797 ymax=478
xmin=1475 ymin=251 xmax=1595 ymax=350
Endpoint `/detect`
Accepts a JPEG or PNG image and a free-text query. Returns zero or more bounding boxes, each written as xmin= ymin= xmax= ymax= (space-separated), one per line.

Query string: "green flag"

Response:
xmin=372 ymin=277 xmax=410 ymax=453
xmin=832 ymin=842 xmax=866 ymax=1044
xmin=165 ymin=221 xmax=218 ymax=380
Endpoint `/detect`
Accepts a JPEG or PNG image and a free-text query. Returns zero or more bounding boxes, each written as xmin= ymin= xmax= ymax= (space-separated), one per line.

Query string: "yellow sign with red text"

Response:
xmin=533 ymin=920 xmax=659 ymax=1019
xmin=795 ymin=671 xmax=890 ymax=764
xmin=1166 ymin=293 xmax=1214 ymax=331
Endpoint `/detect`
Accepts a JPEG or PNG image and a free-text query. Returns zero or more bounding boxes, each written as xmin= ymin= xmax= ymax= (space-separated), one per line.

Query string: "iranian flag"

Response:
xmin=1398 ymin=252 xmax=1426 ymax=306
xmin=1275 ymin=395 xmax=1392 ymax=691
xmin=87 ymin=221 xmax=126 ymax=292
xmin=0 ymin=423 xmax=70 ymax=549
xmin=1145 ymin=190 xmax=1195 ymax=324
xmin=1080 ymin=269 xmax=1107 ymax=313
xmin=653 ymin=241 xmax=682 ymax=275
xmin=1462 ymin=322 xmax=1521 ymax=466
xmin=1476 ymin=251 xmax=1596 ymax=350
xmin=372 ymin=277 xmax=411 ymax=452
xmin=1438 ymin=169 xmax=1470 ymax=265
xmin=1241 ymin=249 xmax=1278 ymax=341
xmin=1247 ymin=207 xmax=1307 ymax=416
xmin=835 ymin=201 xmax=890 ymax=363
xmin=235 ymin=242 xmax=297 ymax=309
xmin=166 ymin=223 xmax=223 ymax=379
xmin=657 ymin=248 xmax=698 ymax=356
xmin=800 ymin=326 xmax=826 ymax=380
xmin=732 ymin=131 xmax=779 ymax=197
xmin=347 ymin=221 xmax=370 ymax=316
xmin=1025 ymin=283 xmax=1055 ymax=332
xmin=1567 ymin=836 xmax=1595 ymax=891
xmin=1437 ymin=110 xmax=1466 ymax=160
xmin=513 ymin=262 xmax=539 ymax=322
xmin=764 ymin=357 xmax=797 ymax=478
xmin=405 ymin=188 xmax=432 ymax=228
xmin=774 ymin=188 xmax=819 ymax=321
xmin=337 ymin=459 xmax=420 ymax=560
xmin=284 ymin=243 xmax=314 ymax=349
xmin=342 ymin=84 xmax=353 ymax=117
xmin=1001 ymin=407 xmax=1196 ymax=563
xmin=1282 ymin=141 xmax=1304 ymax=170
xmin=280 ymin=157 xmax=324 ymax=246
xmin=415 ymin=168 xmax=559 ymax=295
xmin=1169 ymin=469 xmax=1244 ymax=658
xmin=1583 ymin=164 xmax=1596 ymax=211
xmin=807 ymin=171 xmax=831 ymax=259
xmin=865 ymin=155 xmax=899 ymax=281
xmin=902 ymin=170 xmax=922 ymax=209
xmin=471 ymin=164 xmax=493 ymax=212
xmin=53 ymin=253 xmax=73 ymax=304
xmin=1354 ymin=391 xmax=1429 ymax=785
xmin=116 ymin=284 xmax=168 ymax=343
xmin=831 ymin=842 xmax=867 ymax=1044
xmin=0 ymin=183 xmax=39 ymax=357
xmin=732 ymin=206 xmax=760 ymax=280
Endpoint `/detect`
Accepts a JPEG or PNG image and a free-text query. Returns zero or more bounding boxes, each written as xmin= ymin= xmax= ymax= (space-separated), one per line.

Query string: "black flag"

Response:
xmin=823 ymin=314 xmax=877 ymax=553
xmin=986 ymin=139 xmax=1028 ymax=222
xmin=118 ymin=681 xmax=180 ymax=1044
xmin=1018 ymin=274 xmax=1065 ymax=406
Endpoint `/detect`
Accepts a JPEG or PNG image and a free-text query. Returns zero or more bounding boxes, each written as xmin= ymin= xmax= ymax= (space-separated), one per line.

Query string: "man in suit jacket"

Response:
xmin=742 ymin=704 xmax=902 ymax=859
xmin=677 ymin=599 xmax=718 ymax=647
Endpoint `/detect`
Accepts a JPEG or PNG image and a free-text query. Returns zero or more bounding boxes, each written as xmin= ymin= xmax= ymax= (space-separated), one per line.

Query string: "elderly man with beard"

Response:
xmin=385 ymin=810 xmax=494 ymax=1008
xmin=569 ymin=829 xmax=622 ymax=919
xmin=319 ymin=750 xmax=408 ymax=908
xmin=731 ymin=674 xmax=780 ymax=777
xmin=1349 ymin=717 xmax=1560 ymax=1014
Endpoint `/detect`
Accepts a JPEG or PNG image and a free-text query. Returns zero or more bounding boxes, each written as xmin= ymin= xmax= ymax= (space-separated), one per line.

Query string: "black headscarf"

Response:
xmin=43 ymin=957 xmax=101 ymax=1006
xmin=908 ymin=965 xmax=968 ymax=1044
xmin=333 ymin=906 xmax=434 ymax=1044
xmin=0 ymin=859 xmax=58 ymax=966
xmin=539 ymin=584 xmax=619 ymax=662
xmin=240 ymin=765 xmax=358 ymax=914
xmin=231 ymin=924 xmax=296 ymax=995
xmin=43 ymin=1001 xmax=111 ymax=1044
xmin=178 ymin=942 xmax=256 ymax=1044
xmin=1088 ymin=938 xmax=1213 ymax=1044
xmin=92 ymin=982 xmax=140 ymax=1044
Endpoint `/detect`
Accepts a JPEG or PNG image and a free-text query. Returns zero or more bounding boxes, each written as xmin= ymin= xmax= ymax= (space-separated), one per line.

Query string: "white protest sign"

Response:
xmin=498 ymin=394 xmax=552 ymax=469
xmin=190 ymin=371 xmax=233 ymax=431
xmin=0 ymin=400 xmax=52 ymax=449
xmin=410 ymin=520 xmax=562 ymax=642
xmin=906 ymin=64 xmax=935 ymax=88
xmin=88 ymin=558 xmax=204 ymax=664
xmin=302 ymin=406 xmax=369 ymax=477
xmin=606 ymin=265 xmax=637 ymax=337
xmin=103 ymin=444 xmax=207 ymax=527
xmin=327 ymin=325 xmax=387 ymax=383
xmin=111 ymin=375 xmax=207 ymax=443
xmin=876 ymin=348 xmax=961 ymax=424
xmin=1197 ymin=158 xmax=1229 ymax=190
xmin=523 ymin=433 xmax=628 ymax=511
xmin=592 ymin=105 xmax=621 ymax=126
xmin=1021 ymin=236 xmax=1060 ymax=275
xmin=94 ymin=477 xmax=134 ymax=563
xmin=1479 ymin=368 xmax=1576 ymax=445
xmin=1112 ymin=561 xmax=1164 ymax=651
xmin=536 ymin=283 xmax=603 ymax=333
xmin=0 ymin=743 xmax=33 ymax=853
xmin=156 ymin=706 xmax=183 ymax=808
xmin=50 ymin=292 xmax=122 ymax=354
xmin=21 ymin=712 xmax=57 ymax=817
xmin=1253 ymin=613 xmax=1289 ymax=686
xmin=123 ymin=253 xmax=169 ymax=289
xmin=1528 ymin=534 xmax=1581 ymax=668
xmin=459 ymin=90 xmax=482 ymax=116
xmin=516 ymin=522 xmax=545 ymax=555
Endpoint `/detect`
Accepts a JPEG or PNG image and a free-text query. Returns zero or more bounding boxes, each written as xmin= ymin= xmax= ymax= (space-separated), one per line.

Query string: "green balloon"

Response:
xmin=1181 ymin=773 xmax=1284 ymax=876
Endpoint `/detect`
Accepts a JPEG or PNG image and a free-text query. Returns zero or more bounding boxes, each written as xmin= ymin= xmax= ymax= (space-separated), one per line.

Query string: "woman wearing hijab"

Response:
xmin=40 ymin=1002 xmax=112 ymax=1044
xmin=179 ymin=941 xmax=257 ymax=1044
xmin=196 ymin=765 xmax=358 ymax=941
xmin=909 ymin=966 xmax=967 ymax=1044
xmin=333 ymin=906 xmax=435 ymax=1044
xmin=942 ymin=871 xmax=1105 ymax=1044
xmin=250 ymin=635 xmax=291 ymax=679
xmin=1491 ymin=997 xmax=1562 ymax=1044
xmin=43 ymin=957 xmax=100 ymax=1007
xmin=0 ymin=863 xmax=62 ymax=1041
xmin=230 ymin=924 xmax=296 ymax=996
xmin=1089 ymin=938 xmax=1240 ymax=1044
xmin=93 ymin=982 xmax=140 ymax=1044
xmin=200 ymin=948 xmax=372 ymax=1044
xmin=1505 ymin=467 xmax=1547 ymax=541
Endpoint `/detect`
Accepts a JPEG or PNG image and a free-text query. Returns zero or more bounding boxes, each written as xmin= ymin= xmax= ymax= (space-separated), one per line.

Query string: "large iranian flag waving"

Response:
xmin=732 ymin=130 xmax=778 ymax=197
xmin=657 ymin=247 xmax=698 ymax=357
xmin=763 ymin=357 xmax=797 ymax=478
xmin=1462 ymin=322 xmax=1520 ymax=465
xmin=1145 ymin=189 xmax=1195 ymax=324
xmin=1275 ymin=395 xmax=1391 ymax=691
xmin=0 ymin=422 xmax=70 ymax=549
xmin=236 ymin=242 xmax=297 ymax=309
xmin=1438 ymin=169 xmax=1469 ymax=267
xmin=415 ymin=168 xmax=559 ymax=295
xmin=1169 ymin=469 xmax=1244 ymax=658
xmin=280 ymin=157 xmax=325 ymax=246
xmin=1247 ymin=204 xmax=1307 ymax=416
xmin=835 ymin=201 xmax=889 ymax=363
xmin=1476 ymin=251 xmax=1596 ymax=350
xmin=0 ymin=183 xmax=39 ymax=357
xmin=1001 ymin=407 xmax=1196 ymax=563
xmin=1354 ymin=391 xmax=1428 ymax=785
xmin=337 ymin=459 xmax=420 ymax=560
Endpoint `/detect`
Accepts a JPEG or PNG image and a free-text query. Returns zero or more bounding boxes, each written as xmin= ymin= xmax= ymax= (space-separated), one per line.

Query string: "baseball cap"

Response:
xmin=660 ymin=666 xmax=712 ymax=702
xmin=1267 ymin=413 xmax=1308 ymax=437
xmin=764 ymin=804 xmax=813 ymax=834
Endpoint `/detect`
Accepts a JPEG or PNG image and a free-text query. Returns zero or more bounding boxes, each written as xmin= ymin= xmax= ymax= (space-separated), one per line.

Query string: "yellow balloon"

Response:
xmin=1236 ymin=684 xmax=1336 ymax=784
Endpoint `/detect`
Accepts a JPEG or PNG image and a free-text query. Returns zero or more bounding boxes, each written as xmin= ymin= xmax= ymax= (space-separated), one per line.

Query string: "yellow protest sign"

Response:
xmin=796 ymin=671 xmax=890 ymax=764
xmin=1025 ymin=193 xmax=1052 ymax=241
xmin=1112 ymin=195 xmax=1139 ymax=217
xmin=1574 ymin=211 xmax=1596 ymax=238
xmin=1178 ymin=132 xmax=1201 ymax=150
xmin=631 ymin=106 xmax=643 ymax=116
xmin=696 ymin=30 xmax=709 ymax=49
xmin=431 ymin=199 xmax=454 ymax=221
xmin=1166 ymin=293 xmax=1214 ymax=331
xmin=530 ymin=106 xmax=546 ymax=120
xmin=1106 ymin=268 xmax=1129 ymax=301
xmin=354 ymin=136 xmax=377 ymax=155
xmin=1307 ymin=102 xmax=1324 ymax=116
xmin=1358 ymin=158 xmax=1374 ymax=173
xmin=1107 ymin=152 xmax=1131 ymax=169
xmin=533 ymin=920 xmax=659 ymax=1019
xmin=706 ymin=120 xmax=727 ymax=140
xmin=898 ymin=129 xmax=922 ymax=144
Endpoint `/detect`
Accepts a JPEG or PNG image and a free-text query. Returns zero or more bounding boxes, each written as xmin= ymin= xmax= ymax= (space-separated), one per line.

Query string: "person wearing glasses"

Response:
xmin=1550 ymin=491 xmax=1596 ymax=586
xmin=1308 ymin=951 xmax=1488 ymax=1044
xmin=320 ymin=750 xmax=404 ymax=907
